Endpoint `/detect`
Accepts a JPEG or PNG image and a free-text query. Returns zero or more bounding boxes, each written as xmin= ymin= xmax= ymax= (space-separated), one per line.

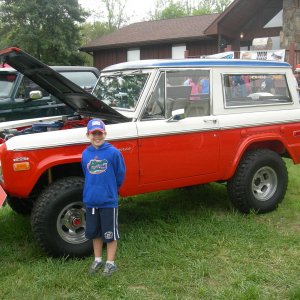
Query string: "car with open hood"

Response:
xmin=0 ymin=47 xmax=300 ymax=257
xmin=0 ymin=60 xmax=99 ymax=123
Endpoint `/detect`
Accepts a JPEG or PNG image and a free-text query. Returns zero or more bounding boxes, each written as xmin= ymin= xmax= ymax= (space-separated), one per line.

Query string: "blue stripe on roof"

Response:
xmin=155 ymin=60 xmax=290 ymax=67
xmin=103 ymin=59 xmax=290 ymax=71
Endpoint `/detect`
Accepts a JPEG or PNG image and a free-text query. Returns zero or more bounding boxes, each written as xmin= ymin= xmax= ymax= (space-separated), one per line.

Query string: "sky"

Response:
xmin=78 ymin=0 xmax=156 ymax=23
xmin=78 ymin=1 xmax=282 ymax=27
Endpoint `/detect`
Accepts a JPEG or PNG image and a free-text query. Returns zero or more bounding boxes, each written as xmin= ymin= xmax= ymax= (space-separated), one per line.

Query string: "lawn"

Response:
xmin=1 ymin=159 xmax=300 ymax=299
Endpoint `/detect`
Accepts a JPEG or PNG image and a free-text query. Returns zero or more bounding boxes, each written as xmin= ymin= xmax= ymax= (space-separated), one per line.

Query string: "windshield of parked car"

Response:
xmin=0 ymin=73 xmax=17 ymax=98
xmin=92 ymin=71 xmax=149 ymax=110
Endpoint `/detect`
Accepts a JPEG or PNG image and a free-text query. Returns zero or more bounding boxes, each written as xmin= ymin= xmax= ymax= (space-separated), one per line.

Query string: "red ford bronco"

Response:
xmin=0 ymin=47 xmax=299 ymax=257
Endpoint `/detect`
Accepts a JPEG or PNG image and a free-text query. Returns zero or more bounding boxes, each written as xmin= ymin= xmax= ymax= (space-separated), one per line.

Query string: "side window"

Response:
xmin=142 ymin=69 xmax=210 ymax=120
xmin=142 ymin=73 xmax=166 ymax=120
xmin=15 ymin=79 xmax=26 ymax=99
xmin=224 ymin=74 xmax=292 ymax=107
xmin=167 ymin=70 xmax=210 ymax=117
xmin=16 ymin=76 xmax=49 ymax=99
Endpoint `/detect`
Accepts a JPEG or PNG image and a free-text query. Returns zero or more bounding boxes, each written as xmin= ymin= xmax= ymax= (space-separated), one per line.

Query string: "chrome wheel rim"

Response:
xmin=56 ymin=201 xmax=87 ymax=244
xmin=252 ymin=166 xmax=277 ymax=201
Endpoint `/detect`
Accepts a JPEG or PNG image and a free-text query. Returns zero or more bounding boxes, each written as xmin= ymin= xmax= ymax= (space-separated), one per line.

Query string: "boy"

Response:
xmin=81 ymin=118 xmax=126 ymax=276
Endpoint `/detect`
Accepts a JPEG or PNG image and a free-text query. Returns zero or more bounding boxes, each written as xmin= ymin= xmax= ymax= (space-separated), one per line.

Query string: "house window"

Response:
xmin=127 ymin=49 xmax=140 ymax=61
xmin=172 ymin=45 xmax=186 ymax=59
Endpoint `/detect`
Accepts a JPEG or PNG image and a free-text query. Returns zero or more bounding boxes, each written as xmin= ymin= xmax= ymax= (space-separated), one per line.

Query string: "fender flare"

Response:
xmin=222 ymin=133 xmax=288 ymax=180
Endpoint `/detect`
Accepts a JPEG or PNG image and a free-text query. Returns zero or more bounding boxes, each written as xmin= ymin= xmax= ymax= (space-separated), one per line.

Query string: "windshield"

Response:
xmin=0 ymin=73 xmax=17 ymax=98
xmin=92 ymin=72 xmax=149 ymax=110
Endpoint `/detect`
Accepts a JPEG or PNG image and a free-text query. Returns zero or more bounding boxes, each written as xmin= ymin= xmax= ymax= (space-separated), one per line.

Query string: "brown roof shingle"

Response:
xmin=81 ymin=14 xmax=220 ymax=51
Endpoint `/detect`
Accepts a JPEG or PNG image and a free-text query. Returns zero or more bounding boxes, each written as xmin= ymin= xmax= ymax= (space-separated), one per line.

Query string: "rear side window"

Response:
xmin=223 ymin=74 xmax=292 ymax=107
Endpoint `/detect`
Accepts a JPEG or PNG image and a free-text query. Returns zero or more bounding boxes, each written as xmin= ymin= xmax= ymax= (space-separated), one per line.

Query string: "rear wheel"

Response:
xmin=227 ymin=149 xmax=288 ymax=214
xmin=31 ymin=176 xmax=92 ymax=257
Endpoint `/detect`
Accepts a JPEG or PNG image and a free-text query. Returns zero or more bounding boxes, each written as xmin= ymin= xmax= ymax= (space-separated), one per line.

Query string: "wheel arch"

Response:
xmin=28 ymin=161 xmax=83 ymax=201
xmin=2 ymin=149 xmax=83 ymax=199
xmin=223 ymin=136 xmax=288 ymax=180
xmin=227 ymin=148 xmax=288 ymax=214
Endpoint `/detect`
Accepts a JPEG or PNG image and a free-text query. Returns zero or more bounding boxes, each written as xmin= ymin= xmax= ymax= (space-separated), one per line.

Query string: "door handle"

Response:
xmin=204 ymin=118 xmax=217 ymax=124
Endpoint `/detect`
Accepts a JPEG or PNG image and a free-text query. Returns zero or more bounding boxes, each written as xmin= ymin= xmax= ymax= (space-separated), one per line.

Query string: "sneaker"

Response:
xmin=88 ymin=260 xmax=104 ymax=274
xmin=103 ymin=262 xmax=117 ymax=277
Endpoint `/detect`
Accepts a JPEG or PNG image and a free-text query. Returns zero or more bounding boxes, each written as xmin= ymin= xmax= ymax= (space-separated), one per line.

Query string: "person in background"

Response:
xmin=261 ymin=75 xmax=275 ymax=94
xmin=242 ymin=75 xmax=251 ymax=94
xmin=232 ymin=75 xmax=246 ymax=97
xmin=184 ymin=76 xmax=201 ymax=100
xmin=293 ymin=71 xmax=300 ymax=100
xmin=82 ymin=118 xmax=126 ymax=276
xmin=200 ymin=75 xmax=209 ymax=95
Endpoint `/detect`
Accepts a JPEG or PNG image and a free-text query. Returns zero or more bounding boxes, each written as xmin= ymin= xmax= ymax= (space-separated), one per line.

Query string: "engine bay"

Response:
xmin=0 ymin=115 xmax=90 ymax=143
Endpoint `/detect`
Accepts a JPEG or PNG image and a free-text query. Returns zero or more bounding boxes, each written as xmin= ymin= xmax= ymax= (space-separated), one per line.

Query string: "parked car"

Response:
xmin=0 ymin=63 xmax=100 ymax=122
xmin=0 ymin=47 xmax=300 ymax=257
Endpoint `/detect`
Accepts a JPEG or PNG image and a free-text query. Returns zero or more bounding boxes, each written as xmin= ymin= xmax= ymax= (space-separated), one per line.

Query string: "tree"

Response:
xmin=213 ymin=0 xmax=233 ymax=13
xmin=159 ymin=1 xmax=188 ymax=20
xmin=150 ymin=0 xmax=186 ymax=20
xmin=192 ymin=0 xmax=233 ymax=15
xmin=80 ymin=22 xmax=111 ymax=45
xmin=79 ymin=21 xmax=112 ymax=65
xmin=0 ymin=0 xmax=88 ymax=65
xmin=150 ymin=0 xmax=233 ymax=20
xmin=100 ymin=0 xmax=127 ymax=31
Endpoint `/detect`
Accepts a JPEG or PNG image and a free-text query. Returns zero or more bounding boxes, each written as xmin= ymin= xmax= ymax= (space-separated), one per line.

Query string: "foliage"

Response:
xmin=150 ymin=0 xmax=233 ymax=20
xmin=0 ymin=0 xmax=87 ymax=65
xmin=156 ymin=1 xmax=188 ymax=20
xmin=80 ymin=21 xmax=111 ymax=45
xmin=193 ymin=0 xmax=233 ymax=14
xmin=1 ymin=159 xmax=300 ymax=299
xmin=78 ymin=0 xmax=128 ymax=64
xmin=100 ymin=0 xmax=128 ymax=31
xmin=79 ymin=21 xmax=114 ymax=66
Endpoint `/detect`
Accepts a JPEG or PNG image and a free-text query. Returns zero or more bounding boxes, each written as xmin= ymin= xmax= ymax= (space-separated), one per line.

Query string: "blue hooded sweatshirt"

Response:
xmin=81 ymin=142 xmax=126 ymax=208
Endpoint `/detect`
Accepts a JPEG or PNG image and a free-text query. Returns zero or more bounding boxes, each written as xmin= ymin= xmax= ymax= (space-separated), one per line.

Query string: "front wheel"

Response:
xmin=6 ymin=196 xmax=33 ymax=215
xmin=31 ymin=176 xmax=92 ymax=257
xmin=227 ymin=149 xmax=288 ymax=214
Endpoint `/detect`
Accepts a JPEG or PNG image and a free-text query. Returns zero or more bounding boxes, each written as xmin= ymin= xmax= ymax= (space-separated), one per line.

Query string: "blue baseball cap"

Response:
xmin=87 ymin=118 xmax=106 ymax=133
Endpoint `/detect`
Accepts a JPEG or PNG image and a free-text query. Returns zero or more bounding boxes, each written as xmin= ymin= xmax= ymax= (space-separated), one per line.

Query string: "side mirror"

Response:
xmin=29 ymin=90 xmax=43 ymax=100
xmin=167 ymin=108 xmax=185 ymax=122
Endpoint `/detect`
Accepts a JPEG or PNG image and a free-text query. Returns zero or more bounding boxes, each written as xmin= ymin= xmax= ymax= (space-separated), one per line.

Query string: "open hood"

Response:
xmin=0 ymin=47 xmax=129 ymax=123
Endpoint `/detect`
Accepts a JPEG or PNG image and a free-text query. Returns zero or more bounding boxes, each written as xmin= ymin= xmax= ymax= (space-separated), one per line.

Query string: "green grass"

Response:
xmin=1 ymin=160 xmax=300 ymax=299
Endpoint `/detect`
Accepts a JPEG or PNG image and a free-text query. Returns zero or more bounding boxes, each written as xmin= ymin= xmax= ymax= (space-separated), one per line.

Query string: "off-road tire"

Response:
xmin=227 ymin=149 xmax=288 ymax=214
xmin=6 ymin=197 xmax=33 ymax=215
xmin=31 ymin=176 xmax=92 ymax=257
